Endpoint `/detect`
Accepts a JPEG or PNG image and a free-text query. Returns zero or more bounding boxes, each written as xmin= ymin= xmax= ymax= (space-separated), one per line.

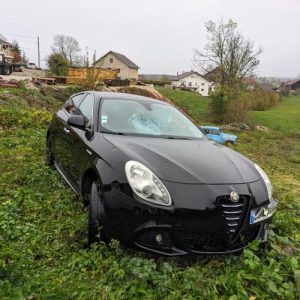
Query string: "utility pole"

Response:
xmin=37 ymin=36 xmax=40 ymax=68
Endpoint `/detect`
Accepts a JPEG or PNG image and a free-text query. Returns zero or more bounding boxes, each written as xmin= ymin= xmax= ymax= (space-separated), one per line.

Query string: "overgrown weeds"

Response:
xmin=0 ymin=86 xmax=299 ymax=299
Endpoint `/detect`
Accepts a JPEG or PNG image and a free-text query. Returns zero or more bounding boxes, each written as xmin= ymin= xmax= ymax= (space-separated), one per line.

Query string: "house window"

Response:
xmin=191 ymin=75 xmax=194 ymax=78
xmin=116 ymin=68 xmax=120 ymax=73
xmin=189 ymin=82 xmax=192 ymax=87
xmin=201 ymin=89 xmax=204 ymax=91
xmin=201 ymin=83 xmax=204 ymax=86
xmin=110 ymin=58 xmax=113 ymax=63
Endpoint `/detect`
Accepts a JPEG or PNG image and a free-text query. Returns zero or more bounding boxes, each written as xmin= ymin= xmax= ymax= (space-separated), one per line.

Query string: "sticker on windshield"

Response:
xmin=102 ymin=115 xmax=108 ymax=124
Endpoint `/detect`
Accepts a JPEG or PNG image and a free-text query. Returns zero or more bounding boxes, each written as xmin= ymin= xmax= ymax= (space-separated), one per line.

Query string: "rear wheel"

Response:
xmin=88 ymin=181 xmax=107 ymax=245
xmin=2 ymin=66 xmax=12 ymax=75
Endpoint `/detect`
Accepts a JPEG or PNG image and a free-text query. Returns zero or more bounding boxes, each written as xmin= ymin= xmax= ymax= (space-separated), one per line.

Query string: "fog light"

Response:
xmin=155 ymin=234 xmax=163 ymax=243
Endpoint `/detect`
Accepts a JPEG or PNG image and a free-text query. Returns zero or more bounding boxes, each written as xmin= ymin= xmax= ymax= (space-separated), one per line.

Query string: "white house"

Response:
xmin=171 ymin=71 xmax=214 ymax=96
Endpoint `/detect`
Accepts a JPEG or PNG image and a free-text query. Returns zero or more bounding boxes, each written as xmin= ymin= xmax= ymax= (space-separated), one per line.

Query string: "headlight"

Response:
xmin=250 ymin=199 xmax=277 ymax=224
xmin=125 ymin=161 xmax=172 ymax=206
xmin=254 ymin=163 xmax=273 ymax=200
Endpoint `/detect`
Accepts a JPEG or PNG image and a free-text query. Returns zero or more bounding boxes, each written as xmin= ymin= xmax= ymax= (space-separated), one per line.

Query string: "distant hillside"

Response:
xmin=139 ymin=74 xmax=177 ymax=82
xmin=256 ymin=76 xmax=296 ymax=86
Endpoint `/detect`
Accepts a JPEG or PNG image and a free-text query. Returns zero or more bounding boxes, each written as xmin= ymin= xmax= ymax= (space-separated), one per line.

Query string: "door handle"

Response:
xmin=64 ymin=127 xmax=70 ymax=134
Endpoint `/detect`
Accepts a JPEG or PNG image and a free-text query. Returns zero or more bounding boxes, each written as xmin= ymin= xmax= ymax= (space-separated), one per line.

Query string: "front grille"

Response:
xmin=175 ymin=231 xmax=226 ymax=251
xmin=217 ymin=195 xmax=250 ymax=241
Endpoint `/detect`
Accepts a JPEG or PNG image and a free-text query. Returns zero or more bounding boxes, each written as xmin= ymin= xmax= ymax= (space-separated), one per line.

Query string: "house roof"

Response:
xmin=242 ymin=78 xmax=256 ymax=85
xmin=204 ymin=67 xmax=219 ymax=82
xmin=0 ymin=33 xmax=11 ymax=45
xmin=285 ymin=80 xmax=300 ymax=86
xmin=175 ymin=71 xmax=211 ymax=82
xmin=97 ymin=51 xmax=139 ymax=69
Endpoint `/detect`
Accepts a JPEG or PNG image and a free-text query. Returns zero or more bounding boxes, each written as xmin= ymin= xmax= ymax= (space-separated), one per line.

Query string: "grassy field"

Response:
xmin=156 ymin=88 xmax=211 ymax=123
xmin=247 ymin=96 xmax=300 ymax=133
xmin=0 ymin=87 xmax=299 ymax=299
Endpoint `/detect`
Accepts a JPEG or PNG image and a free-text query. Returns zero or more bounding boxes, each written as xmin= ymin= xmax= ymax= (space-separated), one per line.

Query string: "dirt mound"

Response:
xmin=12 ymin=68 xmax=49 ymax=78
xmin=116 ymin=86 xmax=172 ymax=104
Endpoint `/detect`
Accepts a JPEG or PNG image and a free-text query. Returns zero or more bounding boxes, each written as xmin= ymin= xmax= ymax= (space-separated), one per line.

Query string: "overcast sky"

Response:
xmin=1 ymin=0 xmax=299 ymax=77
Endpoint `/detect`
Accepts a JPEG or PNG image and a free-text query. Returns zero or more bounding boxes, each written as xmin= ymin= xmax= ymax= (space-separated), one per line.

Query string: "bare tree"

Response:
xmin=22 ymin=50 xmax=29 ymax=65
xmin=52 ymin=34 xmax=81 ymax=66
xmin=11 ymin=40 xmax=22 ymax=63
xmin=193 ymin=20 xmax=262 ymax=89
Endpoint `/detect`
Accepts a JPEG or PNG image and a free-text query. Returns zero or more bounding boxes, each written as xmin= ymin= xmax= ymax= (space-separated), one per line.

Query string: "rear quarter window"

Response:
xmin=64 ymin=93 xmax=85 ymax=113
xmin=71 ymin=93 xmax=85 ymax=107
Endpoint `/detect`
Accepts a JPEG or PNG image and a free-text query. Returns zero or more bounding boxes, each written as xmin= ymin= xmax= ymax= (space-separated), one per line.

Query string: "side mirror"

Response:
xmin=67 ymin=115 xmax=85 ymax=129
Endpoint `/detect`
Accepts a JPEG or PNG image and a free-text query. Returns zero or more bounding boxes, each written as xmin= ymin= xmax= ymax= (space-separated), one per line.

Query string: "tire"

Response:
xmin=224 ymin=141 xmax=231 ymax=146
xmin=88 ymin=181 xmax=107 ymax=245
xmin=46 ymin=137 xmax=54 ymax=166
xmin=2 ymin=66 xmax=12 ymax=75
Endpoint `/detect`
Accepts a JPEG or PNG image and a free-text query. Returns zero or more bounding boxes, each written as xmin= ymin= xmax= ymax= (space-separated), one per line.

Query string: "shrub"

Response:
xmin=294 ymin=88 xmax=300 ymax=96
xmin=250 ymin=89 xmax=280 ymax=111
xmin=47 ymin=53 xmax=69 ymax=76
xmin=80 ymin=67 xmax=106 ymax=90
xmin=210 ymin=88 xmax=280 ymax=123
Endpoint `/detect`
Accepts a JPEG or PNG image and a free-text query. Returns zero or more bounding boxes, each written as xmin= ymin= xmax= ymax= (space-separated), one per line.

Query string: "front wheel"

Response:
xmin=88 ymin=181 xmax=107 ymax=245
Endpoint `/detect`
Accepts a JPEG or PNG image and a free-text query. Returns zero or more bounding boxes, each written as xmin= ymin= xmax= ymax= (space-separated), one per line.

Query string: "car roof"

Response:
xmin=87 ymin=91 xmax=169 ymax=105
xmin=201 ymin=126 xmax=220 ymax=130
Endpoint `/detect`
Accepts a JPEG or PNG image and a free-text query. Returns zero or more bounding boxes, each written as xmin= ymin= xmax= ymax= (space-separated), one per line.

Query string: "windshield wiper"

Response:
xmin=165 ymin=136 xmax=191 ymax=140
xmin=102 ymin=130 xmax=126 ymax=136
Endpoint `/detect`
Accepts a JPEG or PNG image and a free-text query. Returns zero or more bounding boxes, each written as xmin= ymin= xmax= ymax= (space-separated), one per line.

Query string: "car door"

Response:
xmin=218 ymin=130 xmax=226 ymax=144
xmin=64 ymin=93 xmax=96 ymax=189
xmin=212 ymin=129 xmax=223 ymax=144
xmin=52 ymin=92 xmax=85 ymax=174
xmin=206 ymin=129 xmax=214 ymax=141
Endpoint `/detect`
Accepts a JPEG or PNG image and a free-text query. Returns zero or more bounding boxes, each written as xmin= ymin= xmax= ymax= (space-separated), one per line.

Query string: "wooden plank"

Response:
xmin=67 ymin=67 xmax=117 ymax=83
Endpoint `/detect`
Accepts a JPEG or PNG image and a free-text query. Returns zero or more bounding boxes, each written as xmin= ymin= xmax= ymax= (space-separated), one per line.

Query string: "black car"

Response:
xmin=46 ymin=91 xmax=277 ymax=256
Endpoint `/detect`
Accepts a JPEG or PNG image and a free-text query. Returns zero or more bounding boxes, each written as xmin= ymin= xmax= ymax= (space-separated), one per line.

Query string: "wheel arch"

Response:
xmin=81 ymin=168 xmax=102 ymax=206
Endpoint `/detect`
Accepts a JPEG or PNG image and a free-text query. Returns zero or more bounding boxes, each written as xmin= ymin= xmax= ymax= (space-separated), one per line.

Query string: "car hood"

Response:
xmin=103 ymin=134 xmax=259 ymax=184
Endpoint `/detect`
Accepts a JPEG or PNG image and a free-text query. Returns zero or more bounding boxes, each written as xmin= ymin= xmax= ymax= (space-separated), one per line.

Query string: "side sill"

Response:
xmin=54 ymin=162 xmax=80 ymax=196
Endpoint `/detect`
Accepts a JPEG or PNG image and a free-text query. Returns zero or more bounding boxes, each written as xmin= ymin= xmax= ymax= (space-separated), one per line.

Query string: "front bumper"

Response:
xmin=133 ymin=221 xmax=269 ymax=256
xmin=103 ymin=181 xmax=275 ymax=256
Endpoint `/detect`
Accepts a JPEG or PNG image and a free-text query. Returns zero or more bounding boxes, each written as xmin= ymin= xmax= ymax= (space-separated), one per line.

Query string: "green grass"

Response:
xmin=0 ymin=87 xmax=299 ymax=299
xmin=157 ymin=87 xmax=211 ymax=123
xmin=247 ymin=96 xmax=300 ymax=133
